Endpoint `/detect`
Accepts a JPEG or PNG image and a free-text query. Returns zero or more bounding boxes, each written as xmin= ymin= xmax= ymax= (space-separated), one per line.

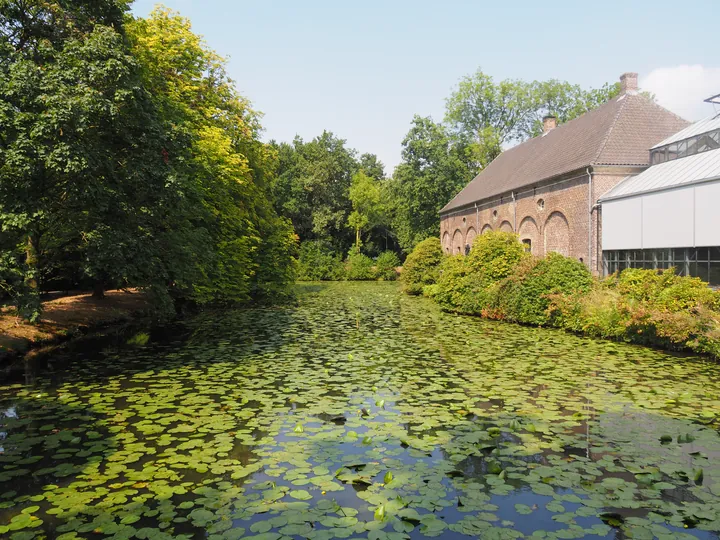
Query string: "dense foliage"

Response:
xmin=433 ymin=232 xmax=526 ymax=315
xmin=400 ymin=238 xmax=443 ymax=295
xmin=496 ymin=253 xmax=593 ymax=325
xmin=550 ymin=269 xmax=720 ymax=357
xmin=405 ymin=231 xmax=720 ymax=357
xmin=387 ymin=118 xmax=478 ymax=252
xmin=444 ymin=69 xmax=621 ymax=149
xmin=374 ymin=251 xmax=401 ymax=281
xmin=271 ymin=134 xmax=393 ymax=257
xmin=296 ymin=241 xmax=345 ymax=281
xmin=0 ymin=2 xmax=295 ymax=318
xmin=296 ymin=242 xmax=398 ymax=282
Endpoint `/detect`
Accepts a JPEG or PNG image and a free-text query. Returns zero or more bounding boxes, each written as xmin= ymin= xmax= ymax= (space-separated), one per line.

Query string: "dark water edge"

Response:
xmin=1 ymin=282 xmax=719 ymax=539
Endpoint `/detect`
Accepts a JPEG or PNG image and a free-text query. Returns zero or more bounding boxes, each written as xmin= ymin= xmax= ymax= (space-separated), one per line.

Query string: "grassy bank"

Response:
xmin=402 ymin=233 xmax=720 ymax=358
xmin=0 ymin=290 xmax=149 ymax=360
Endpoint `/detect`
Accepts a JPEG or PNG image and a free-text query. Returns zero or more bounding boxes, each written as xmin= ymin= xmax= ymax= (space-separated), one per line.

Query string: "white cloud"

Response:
xmin=641 ymin=65 xmax=720 ymax=121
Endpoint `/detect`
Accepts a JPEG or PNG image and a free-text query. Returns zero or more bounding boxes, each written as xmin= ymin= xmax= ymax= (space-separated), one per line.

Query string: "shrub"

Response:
xmin=433 ymin=255 xmax=473 ymax=312
xmin=375 ymin=251 xmax=401 ymax=281
xmin=401 ymin=237 xmax=443 ymax=294
xmin=296 ymin=241 xmax=345 ymax=281
xmin=345 ymin=248 xmax=375 ymax=280
xmin=434 ymin=231 xmax=527 ymax=315
xmin=547 ymin=267 xmax=720 ymax=356
xmin=616 ymin=267 xmax=719 ymax=311
xmin=402 ymin=232 xmax=720 ymax=358
xmin=499 ymin=253 xmax=593 ymax=325
xmin=548 ymin=285 xmax=628 ymax=340
xmin=465 ymin=231 xmax=527 ymax=280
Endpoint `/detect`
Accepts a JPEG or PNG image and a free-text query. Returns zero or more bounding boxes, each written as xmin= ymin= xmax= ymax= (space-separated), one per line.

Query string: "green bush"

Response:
xmin=375 ymin=251 xmax=401 ymax=281
xmin=499 ymin=253 xmax=593 ymax=325
xmin=401 ymin=237 xmax=443 ymax=294
xmin=296 ymin=241 xmax=345 ymax=281
xmin=434 ymin=231 xmax=527 ymax=315
xmin=547 ymin=267 xmax=720 ymax=356
xmin=616 ymin=267 xmax=718 ymax=311
xmin=433 ymin=255 xmax=473 ymax=312
xmin=344 ymin=248 xmax=375 ymax=280
xmin=403 ymin=231 xmax=720 ymax=358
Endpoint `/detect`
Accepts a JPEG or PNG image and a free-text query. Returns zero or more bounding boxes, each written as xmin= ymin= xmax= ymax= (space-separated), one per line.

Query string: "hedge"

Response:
xmin=403 ymin=230 xmax=720 ymax=358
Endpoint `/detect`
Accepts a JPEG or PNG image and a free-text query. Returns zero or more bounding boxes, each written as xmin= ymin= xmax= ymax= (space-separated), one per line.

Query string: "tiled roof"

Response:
xmin=440 ymin=93 xmax=690 ymax=214
xmin=599 ymin=148 xmax=720 ymax=202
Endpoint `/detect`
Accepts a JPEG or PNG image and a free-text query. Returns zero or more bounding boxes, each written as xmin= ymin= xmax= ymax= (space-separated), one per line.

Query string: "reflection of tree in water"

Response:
xmin=0 ymin=393 xmax=119 ymax=537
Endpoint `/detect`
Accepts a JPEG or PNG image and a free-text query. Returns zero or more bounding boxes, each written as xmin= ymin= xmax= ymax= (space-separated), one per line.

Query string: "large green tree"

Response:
xmin=445 ymin=68 xmax=620 ymax=153
xmin=389 ymin=116 xmax=477 ymax=252
xmin=272 ymin=132 xmax=358 ymax=251
xmin=0 ymin=0 xmax=185 ymax=316
xmin=128 ymin=7 xmax=295 ymax=304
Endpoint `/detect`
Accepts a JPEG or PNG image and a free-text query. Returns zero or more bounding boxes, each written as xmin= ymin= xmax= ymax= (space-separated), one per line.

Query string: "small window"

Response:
xmin=522 ymin=239 xmax=531 ymax=253
xmin=537 ymin=199 xmax=545 ymax=211
xmin=492 ymin=210 xmax=498 ymax=221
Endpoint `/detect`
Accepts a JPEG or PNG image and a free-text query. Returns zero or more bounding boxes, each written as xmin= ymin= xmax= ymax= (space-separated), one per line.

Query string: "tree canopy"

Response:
xmin=386 ymin=68 xmax=622 ymax=253
xmin=0 ymin=2 xmax=295 ymax=318
xmin=388 ymin=116 xmax=477 ymax=252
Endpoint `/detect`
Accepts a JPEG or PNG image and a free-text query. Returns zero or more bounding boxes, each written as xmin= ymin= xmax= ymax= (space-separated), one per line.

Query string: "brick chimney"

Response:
xmin=542 ymin=115 xmax=557 ymax=133
xmin=620 ymin=72 xmax=638 ymax=95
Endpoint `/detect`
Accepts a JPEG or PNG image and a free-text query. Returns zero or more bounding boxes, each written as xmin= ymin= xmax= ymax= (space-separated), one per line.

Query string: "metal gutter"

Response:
xmin=598 ymin=174 xmax=720 ymax=203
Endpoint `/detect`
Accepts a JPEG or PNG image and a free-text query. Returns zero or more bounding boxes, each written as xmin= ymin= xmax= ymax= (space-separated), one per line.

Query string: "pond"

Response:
xmin=1 ymin=282 xmax=720 ymax=540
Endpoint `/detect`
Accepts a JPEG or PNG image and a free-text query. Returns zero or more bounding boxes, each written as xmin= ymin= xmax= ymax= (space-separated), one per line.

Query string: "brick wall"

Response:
xmin=440 ymin=168 xmax=640 ymax=274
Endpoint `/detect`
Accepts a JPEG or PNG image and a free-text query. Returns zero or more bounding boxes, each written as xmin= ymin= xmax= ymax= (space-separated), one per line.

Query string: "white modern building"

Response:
xmin=600 ymin=105 xmax=720 ymax=286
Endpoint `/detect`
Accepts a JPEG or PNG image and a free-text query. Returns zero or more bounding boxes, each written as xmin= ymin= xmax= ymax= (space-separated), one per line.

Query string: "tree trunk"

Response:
xmin=25 ymin=234 xmax=39 ymax=291
xmin=92 ymin=281 xmax=105 ymax=299
xmin=356 ymin=228 xmax=360 ymax=249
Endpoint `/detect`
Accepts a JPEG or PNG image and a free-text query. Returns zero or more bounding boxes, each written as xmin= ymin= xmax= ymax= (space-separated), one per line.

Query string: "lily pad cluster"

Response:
xmin=1 ymin=282 xmax=719 ymax=539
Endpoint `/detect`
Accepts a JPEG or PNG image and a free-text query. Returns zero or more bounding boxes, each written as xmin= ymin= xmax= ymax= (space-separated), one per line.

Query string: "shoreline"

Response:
xmin=0 ymin=290 xmax=151 ymax=370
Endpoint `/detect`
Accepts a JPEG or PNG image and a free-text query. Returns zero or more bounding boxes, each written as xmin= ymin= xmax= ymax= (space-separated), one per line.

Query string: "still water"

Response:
xmin=1 ymin=282 xmax=720 ymax=539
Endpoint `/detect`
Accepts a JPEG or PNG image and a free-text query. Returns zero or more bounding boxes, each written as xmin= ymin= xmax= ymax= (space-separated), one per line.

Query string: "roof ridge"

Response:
xmin=591 ymin=95 xmax=628 ymax=165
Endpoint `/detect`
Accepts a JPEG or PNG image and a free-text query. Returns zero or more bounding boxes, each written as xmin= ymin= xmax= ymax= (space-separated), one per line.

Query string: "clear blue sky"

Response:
xmin=130 ymin=0 xmax=719 ymax=173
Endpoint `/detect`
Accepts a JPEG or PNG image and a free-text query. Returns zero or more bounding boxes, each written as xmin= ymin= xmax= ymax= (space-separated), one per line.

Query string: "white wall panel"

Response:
xmin=602 ymin=198 xmax=642 ymax=250
xmin=642 ymin=188 xmax=694 ymax=248
xmin=695 ymin=180 xmax=720 ymax=247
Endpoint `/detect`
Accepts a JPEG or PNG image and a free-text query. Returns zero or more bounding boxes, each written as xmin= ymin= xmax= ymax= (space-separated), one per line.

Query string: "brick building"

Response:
xmin=439 ymin=73 xmax=689 ymax=274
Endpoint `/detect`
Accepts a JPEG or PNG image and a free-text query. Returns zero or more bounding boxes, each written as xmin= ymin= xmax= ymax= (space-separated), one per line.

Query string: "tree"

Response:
xmin=358 ymin=153 xmax=385 ymax=181
xmin=348 ymin=171 xmax=384 ymax=249
xmin=271 ymin=132 xmax=358 ymax=252
xmin=389 ymin=116 xmax=477 ymax=252
xmin=445 ymin=68 xmax=621 ymax=147
xmin=0 ymin=0 xmax=182 ymax=315
xmin=128 ymin=7 xmax=295 ymax=304
xmin=525 ymin=80 xmax=620 ymax=138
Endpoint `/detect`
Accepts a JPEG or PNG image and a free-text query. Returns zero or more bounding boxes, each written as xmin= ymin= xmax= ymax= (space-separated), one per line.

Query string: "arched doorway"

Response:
xmin=518 ymin=216 xmax=539 ymax=255
xmin=452 ymin=229 xmax=463 ymax=254
xmin=544 ymin=211 xmax=570 ymax=256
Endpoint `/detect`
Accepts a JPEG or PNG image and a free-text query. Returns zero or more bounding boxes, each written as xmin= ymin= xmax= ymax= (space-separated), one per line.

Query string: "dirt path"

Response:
xmin=0 ymin=290 xmax=148 ymax=355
